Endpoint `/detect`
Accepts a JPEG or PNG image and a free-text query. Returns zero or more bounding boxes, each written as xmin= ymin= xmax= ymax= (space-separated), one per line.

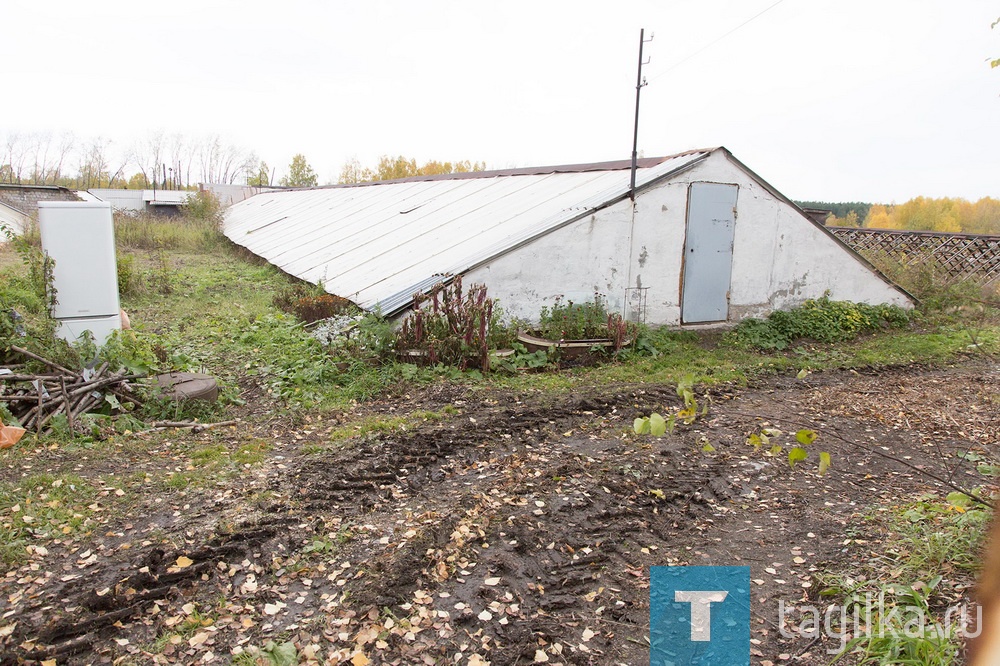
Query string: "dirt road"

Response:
xmin=1 ymin=360 xmax=996 ymax=665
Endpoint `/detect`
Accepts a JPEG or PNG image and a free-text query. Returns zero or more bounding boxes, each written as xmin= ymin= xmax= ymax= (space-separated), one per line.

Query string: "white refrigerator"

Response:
xmin=37 ymin=201 xmax=122 ymax=345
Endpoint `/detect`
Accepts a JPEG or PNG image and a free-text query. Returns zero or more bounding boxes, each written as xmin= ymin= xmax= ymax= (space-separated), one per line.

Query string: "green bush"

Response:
xmin=728 ymin=296 xmax=912 ymax=350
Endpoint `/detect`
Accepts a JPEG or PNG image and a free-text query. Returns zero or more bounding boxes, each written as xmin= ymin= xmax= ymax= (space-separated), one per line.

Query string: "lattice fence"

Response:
xmin=829 ymin=227 xmax=1000 ymax=286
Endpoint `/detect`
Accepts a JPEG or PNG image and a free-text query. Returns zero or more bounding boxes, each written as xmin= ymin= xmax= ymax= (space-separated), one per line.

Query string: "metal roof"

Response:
xmin=223 ymin=149 xmax=713 ymax=315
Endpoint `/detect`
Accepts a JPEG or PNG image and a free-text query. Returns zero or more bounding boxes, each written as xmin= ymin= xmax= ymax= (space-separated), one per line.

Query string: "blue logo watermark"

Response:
xmin=650 ymin=566 xmax=750 ymax=666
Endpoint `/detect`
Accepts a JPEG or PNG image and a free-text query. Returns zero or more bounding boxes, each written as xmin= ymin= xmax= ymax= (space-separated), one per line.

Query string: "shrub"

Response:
xmin=727 ymin=296 xmax=912 ymax=350
xmin=395 ymin=277 xmax=503 ymax=372
xmin=273 ymin=283 xmax=356 ymax=323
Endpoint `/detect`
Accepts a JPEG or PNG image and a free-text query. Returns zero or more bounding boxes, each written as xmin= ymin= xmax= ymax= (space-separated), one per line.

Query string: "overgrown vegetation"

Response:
xmin=861 ymin=249 xmax=1000 ymax=315
xmin=727 ymin=295 xmax=913 ymax=350
xmin=816 ymin=496 xmax=992 ymax=664
xmin=394 ymin=277 xmax=508 ymax=372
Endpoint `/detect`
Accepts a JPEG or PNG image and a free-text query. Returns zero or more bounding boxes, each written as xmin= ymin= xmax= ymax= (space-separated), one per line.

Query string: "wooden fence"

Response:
xmin=828 ymin=227 xmax=1000 ymax=286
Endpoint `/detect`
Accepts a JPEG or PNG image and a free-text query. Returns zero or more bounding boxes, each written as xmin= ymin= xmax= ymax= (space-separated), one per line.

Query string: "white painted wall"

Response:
xmin=465 ymin=199 xmax=635 ymax=323
xmin=0 ymin=202 xmax=29 ymax=236
xmin=466 ymin=150 xmax=911 ymax=326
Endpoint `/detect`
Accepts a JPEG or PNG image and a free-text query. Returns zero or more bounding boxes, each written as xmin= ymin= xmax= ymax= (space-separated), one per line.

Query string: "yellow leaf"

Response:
xmin=352 ymin=653 xmax=371 ymax=666
xmin=175 ymin=556 xmax=194 ymax=568
xmin=41 ymin=661 xmax=57 ymax=666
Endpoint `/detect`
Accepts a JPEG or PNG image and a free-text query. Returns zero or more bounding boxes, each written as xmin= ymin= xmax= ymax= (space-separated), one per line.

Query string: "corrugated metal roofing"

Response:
xmin=223 ymin=149 xmax=713 ymax=315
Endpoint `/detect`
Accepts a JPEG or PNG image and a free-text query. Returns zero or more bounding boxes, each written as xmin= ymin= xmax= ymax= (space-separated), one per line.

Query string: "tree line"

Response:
xmin=803 ymin=197 xmax=1000 ymax=235
xmin=0 ymin=130 xmax=486 ymax=191
xmin=1 ymin=131 xmax=260 ymax=190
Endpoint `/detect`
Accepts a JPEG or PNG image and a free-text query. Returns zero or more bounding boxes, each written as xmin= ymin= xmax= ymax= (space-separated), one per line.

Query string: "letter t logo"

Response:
xmin=674 ymin=590 xmax=729 ymax=642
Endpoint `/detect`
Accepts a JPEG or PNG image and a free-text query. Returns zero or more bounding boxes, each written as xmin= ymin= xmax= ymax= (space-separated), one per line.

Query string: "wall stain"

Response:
xmin=638 ymin=246 xmax=649 ymax=267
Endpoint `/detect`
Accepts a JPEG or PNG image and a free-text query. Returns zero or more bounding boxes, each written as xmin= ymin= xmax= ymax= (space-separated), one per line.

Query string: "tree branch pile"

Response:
xmin=0 ymin=345 xmax=141 ymax=434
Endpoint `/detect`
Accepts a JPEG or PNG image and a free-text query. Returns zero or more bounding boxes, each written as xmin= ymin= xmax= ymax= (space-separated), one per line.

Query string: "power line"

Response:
xmin=646 ymin=0 xmax=786 ymax=83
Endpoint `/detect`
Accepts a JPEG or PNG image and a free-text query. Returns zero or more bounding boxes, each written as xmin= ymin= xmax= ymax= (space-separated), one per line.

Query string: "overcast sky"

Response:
xmin=5 ymin=0 xmax=998 ymax=203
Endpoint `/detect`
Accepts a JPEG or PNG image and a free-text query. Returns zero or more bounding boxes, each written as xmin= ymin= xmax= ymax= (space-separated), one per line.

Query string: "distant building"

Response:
xmin=0 ymin=184 xmax=81 ymax=221
xmin=88 ymin=189 xmax=193 ymax=216
xmin=800 ymin=207 xmax=833 ymax=226
xmin=199 ymin=183 xmax=271 ymax=207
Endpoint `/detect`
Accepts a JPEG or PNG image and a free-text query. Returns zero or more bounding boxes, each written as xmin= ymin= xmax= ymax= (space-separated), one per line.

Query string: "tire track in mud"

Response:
xmin=1 ymin=517 xmax=296 ymax=666
xmin=281 ymin=389 xmax=745 ymax=664
xmin=6 ymin=366 xmax=985 ymax=664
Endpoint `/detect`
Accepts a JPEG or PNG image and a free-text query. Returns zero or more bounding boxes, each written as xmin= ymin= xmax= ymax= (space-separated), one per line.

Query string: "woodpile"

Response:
xmin=0 ymin=345 xmax=141 ymax=435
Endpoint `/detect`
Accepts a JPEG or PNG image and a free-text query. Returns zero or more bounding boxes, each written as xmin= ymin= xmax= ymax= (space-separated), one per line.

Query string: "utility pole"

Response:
xmin=630 ymin=29 xmax=653 ymax=201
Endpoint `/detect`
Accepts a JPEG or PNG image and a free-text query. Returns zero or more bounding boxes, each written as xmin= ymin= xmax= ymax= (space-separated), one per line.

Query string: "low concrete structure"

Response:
xmin=89 ymin=189 xmax=193 ymax=215
xmin=0 ymin=184 xmax=81 ymax=221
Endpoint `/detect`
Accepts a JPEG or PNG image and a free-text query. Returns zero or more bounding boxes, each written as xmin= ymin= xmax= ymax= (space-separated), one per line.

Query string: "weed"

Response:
xmin=114 ymin=210 xmax=224 ymax=252
xmin=538 ymin=294 xmax=610 ymax=340
xmin=829 ymin=579 xmax=966 ymax=665
xmin=490 ymin=343 xmax=550 ymax=374
xmin=633 ymin=378 xmax=709 ymax=437
xmin=863 ymin=248 xmax=998 ymax=314
xmin=746 ymin=427 xmax=831 ymax=475
xmin=273 ymin=281 xmax=355 ymax=323
xmin=727 ymin=296 xmax=913 ymax=350
xmin=816 ymin=497 xmax=990 ymax=663
xmin=395 ymin=276 xmax=502 ymax=372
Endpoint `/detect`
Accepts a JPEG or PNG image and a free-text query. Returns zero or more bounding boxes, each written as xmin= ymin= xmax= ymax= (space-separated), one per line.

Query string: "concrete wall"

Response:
xmin=466 ymin=150 xmax=910 ymax=326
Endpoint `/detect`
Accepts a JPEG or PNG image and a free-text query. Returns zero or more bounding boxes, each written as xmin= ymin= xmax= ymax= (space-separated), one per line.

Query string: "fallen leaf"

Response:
xmin=484 ymin=577 xmax=501 ymax=586
xmin=351 ymin=652 xmax=371 ymax=666
xmin=264 ymin=601 xmax=287 ymax=615
xmin=175 ymin=556 xmax=194 ymax=569
xmin=534 ymin=649 xmax=549 ymax=663
xmin=582 ymin=628 xmax=595 ymax=642
xmin=478 ymin=610 xmax=493 ymax=621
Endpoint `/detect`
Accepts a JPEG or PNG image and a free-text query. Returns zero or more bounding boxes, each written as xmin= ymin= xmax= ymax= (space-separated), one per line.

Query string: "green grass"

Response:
xmin=0 ymin=473 xmax=98 ymax=565
xmin=322 ymin=406 xmax=460 ymax=448
xmin=816 ymin=497 xmax=991 ymax=664
xmin=157 ymin=437 xmax=272 ymax=490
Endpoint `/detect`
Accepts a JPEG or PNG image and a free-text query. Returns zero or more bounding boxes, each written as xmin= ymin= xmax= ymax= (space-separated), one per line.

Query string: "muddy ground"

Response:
xmin=1 ymin=359 xmax=997 ymax=665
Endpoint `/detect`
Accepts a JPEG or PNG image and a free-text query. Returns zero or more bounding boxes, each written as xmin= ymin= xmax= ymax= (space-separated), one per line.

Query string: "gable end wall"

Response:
xmin=465 ymin=151 xmax=910 ymax=326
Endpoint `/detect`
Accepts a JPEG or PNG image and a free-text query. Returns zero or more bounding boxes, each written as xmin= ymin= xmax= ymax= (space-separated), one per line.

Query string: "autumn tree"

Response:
xmin=859 ymin=197 xmax=1000 ymax=234
xmin=992 ymin=18 xmax=999 ymax=70
xmin=864 ymin=204 xmax=891 ymax=229
xmin=246 ymin=158 xmax=272 ymax=186
xmin=280 ymin=154 xmax=318 ymax=187
xmin=337 ymin=155 xmax=486 ymax=184
xmin=127 ymin=172 xmax=149 ymax=189
xmin=337 ymin=157 xmax=375 ymax=185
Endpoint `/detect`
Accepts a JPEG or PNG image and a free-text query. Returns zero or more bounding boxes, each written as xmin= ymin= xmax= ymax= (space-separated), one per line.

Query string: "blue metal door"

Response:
xmin=681 ymin=182 xmax=738 ymax=323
